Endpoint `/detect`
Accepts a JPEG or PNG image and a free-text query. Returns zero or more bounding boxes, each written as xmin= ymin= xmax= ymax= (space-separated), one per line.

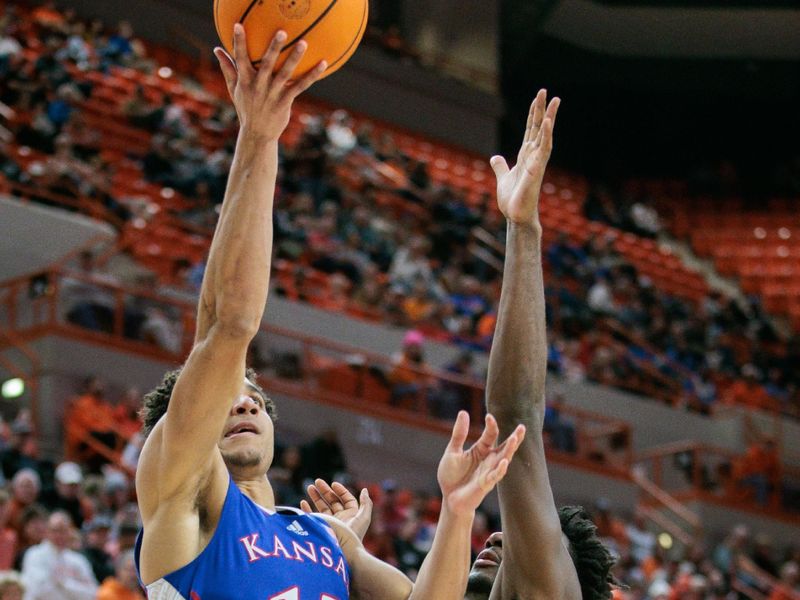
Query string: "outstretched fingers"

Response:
xmin=271 ymin=40 xmax=308 ymax=90
xmin=214 ymin=47 xmax=237 ymax=101
xmin=284 ymin=59 xmax=327 ymax=101
xmin=524 ymin=89 xmax=547 ymax=145
xmin=306 ymin=483 xmax=332 ymax=514
xmin=480 ymin=457 xmax=510 ymax=489
xmin=447 ymin=410 xmax=471 ymax=453
xmin=231 ymin=24 xmax=255 ymax=83
xmin=471 ymin=413 xmax=500 ymax=457
xmin=256 ymin=29 xmax=288 ymax=79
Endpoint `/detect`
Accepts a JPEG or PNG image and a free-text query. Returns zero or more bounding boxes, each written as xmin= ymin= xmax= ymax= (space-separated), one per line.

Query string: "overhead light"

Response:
xmin=1 ymin=378 xmax=25 ymax=399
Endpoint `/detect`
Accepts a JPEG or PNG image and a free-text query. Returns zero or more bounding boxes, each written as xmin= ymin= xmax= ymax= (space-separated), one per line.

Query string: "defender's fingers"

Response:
xmin=496 ymin=424 xmax=526 ymax=460
xmin=330 ymin=482 xmax=359 ymax=510
xmin=474 ymin=414 xmax=500 ymax=452
xmin=359 ymin=488 xmax=372 ymax=509
xmin=307 ymin=485 xmax=332 ymax=513
xmin=447 ymin=410 xmax=470 ymax=453
xmin=256 ymin=29 xmax=288 ymax=77
xmin=487 ymin=458 xmax=510 ymax=487
xmin=315 ymin=479 xmax=345 ymax=509
xmin=534 ymin=98 xmax=559 ymax=148
xmin=300 ymin=499 xmax=312 ymax=513
xmin=284 ymin=60 xmax=327 ymax=101
xmin=490 ymin=155 xmax=510 ymax=179
xmin=214 ymin=48 xmax=237 ymax=100
xmin=525 ymin=89 xmax=547 ymax=144
xmin=272 ymin=40 xmax=308 ymax=90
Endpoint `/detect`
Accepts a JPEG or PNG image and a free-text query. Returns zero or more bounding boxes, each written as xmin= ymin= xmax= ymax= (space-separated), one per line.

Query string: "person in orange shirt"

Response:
xmin=387 ymin=330 xmax=435 ymax=408
xmin=113 ymin=387 xmax=142 ymax=442
xmin=736 ymin=439 xmax=781 ymax=505
xmin=96 ymin=549 xmax=144 ymax=600
xmin=401 ymin=280 xmax=436 ymax=324
xmin=64 ymin=378 xmax=119 ymax=472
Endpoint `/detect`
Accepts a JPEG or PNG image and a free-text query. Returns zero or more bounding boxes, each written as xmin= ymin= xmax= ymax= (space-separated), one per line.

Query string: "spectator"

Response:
xmin=63 ymin=378 xmax=119 ymax=473
xmin=13 ymin=506 xmax=48 ymax=571
xmin=21 ymin=511 xmax=97 ymax=599
xmin=269 ymin=446 xmax=305 ymax=507
xmin=6 ymin=472 xmax=40 ymax=539
xmin=0 ymin=571 xmax=24 ymax=600
xmin=303 ymin=431 xmax=346 ymax=485
xmin=0 ymin=492 xmax=17 ymax=570
xmin=95 ymin=550 xmax=143 ymax=600
xmin=387 ymin=330 xmax=433 ymax=407
xmin=543 ymin=394 xmax=577 ymax=453
xmin=80 ymin=516 xmax=113 ymax=585
xmin=40 ymin=462 xmax=85 ymax=529
xmin=59 ymin=251 xmax=119 ymax=333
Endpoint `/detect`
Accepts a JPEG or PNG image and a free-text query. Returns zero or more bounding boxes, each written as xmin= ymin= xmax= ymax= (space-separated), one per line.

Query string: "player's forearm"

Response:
xmin=486 ymin=222 xmax=547 ymax=422
xmin=195 ymin=131 xmax=278 ymax=342
xmin=409 ymin=507 xmax=474 ymax=600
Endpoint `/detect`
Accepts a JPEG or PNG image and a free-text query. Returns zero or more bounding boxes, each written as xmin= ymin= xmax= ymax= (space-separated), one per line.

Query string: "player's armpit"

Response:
xmin=136 ymin=325 xmax=250 ymax=510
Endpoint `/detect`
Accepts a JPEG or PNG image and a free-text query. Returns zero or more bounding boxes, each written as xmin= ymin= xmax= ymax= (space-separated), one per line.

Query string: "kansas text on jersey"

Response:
xmin=134 ymin=477 xmax=351 ymax=600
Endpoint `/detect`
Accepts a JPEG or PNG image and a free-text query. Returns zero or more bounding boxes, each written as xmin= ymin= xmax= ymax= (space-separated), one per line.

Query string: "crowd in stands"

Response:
xmin=5 ymin=0 xmax=800 ymax=422
xmin=0 ymin=374 xmax=796 ymax=599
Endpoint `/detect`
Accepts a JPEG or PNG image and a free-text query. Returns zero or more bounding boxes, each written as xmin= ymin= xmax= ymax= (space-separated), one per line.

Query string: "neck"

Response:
xmin=232 ymin=474 xmax=276 ymax=509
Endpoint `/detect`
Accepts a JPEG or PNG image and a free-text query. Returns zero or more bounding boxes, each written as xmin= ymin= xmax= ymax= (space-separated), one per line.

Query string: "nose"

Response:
xmin=486 ymin=531 xmax=503 ymax=549
xmin=231 ymin=395 xmax=259 ymax=416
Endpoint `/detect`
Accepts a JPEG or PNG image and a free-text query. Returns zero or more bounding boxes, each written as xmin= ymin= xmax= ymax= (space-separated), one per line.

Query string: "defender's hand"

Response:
xmin=301 ymin=479 xmax=373 ymax=541
xmin=438 ymin=411 xmax=526 ymax=516
xmin=491 ymin=89 xmax=560 ymax=228
xmin=213 ymin=24 xmax=327 ymax=141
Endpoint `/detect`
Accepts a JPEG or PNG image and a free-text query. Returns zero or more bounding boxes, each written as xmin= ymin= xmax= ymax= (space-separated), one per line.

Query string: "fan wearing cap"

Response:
xmin=41 ymin=462 xmax=84 ymax=528
xmin=81 ymin=516 xmax=114 ymax=584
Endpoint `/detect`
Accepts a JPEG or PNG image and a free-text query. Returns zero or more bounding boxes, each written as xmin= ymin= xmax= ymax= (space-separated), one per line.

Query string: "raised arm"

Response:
xmin=485 ymin=90 xmax=579 ymax=597
xmin=137 ymin=26 xmax=325 ymax=509
xmin=306 ymin=412 xmax=525 ymax=600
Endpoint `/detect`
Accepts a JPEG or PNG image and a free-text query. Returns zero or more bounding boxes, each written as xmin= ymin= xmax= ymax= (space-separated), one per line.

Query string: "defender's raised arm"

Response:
xmin=484 ymin=90 xmax=582 ymax=599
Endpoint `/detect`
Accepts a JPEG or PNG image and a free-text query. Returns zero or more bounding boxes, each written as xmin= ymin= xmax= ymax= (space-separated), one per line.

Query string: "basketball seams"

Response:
xmin=247 ymin=0 xmax=339 ymax=68
xmin=323 ymin=0 xmax=366 ymax=73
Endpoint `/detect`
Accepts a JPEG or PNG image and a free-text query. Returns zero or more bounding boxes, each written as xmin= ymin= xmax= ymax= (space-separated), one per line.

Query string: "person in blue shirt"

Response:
xmin=135 ymin=26 xmax=525 ymax=600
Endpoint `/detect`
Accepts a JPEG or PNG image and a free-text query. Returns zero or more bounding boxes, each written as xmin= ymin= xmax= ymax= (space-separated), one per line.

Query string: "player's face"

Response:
xmin=466 ymin=531 xmax=503 ymax=597
xmin=219 ymin=381 xmax=275 ymax=474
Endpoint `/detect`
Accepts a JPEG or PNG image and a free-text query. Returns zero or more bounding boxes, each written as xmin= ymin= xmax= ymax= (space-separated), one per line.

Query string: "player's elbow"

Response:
xmin=213 ymin=311 xmax=262 ymax=340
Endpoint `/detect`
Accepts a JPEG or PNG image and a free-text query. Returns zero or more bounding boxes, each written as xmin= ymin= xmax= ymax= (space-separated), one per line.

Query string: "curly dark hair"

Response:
xmin=140 ymin=366 xmax=277 ymax=439
xmin=559 ymin=505 xmax=617 ymax=600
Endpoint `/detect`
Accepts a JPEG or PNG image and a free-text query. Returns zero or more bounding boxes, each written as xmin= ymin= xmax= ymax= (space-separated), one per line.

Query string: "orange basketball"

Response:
xmin=214 ymin=0 xmax=368 ymax=80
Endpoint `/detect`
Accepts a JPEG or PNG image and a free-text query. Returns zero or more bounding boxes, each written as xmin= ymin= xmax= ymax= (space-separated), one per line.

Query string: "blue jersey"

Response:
xmin=134 ymin=477 xmax=351 ymax=600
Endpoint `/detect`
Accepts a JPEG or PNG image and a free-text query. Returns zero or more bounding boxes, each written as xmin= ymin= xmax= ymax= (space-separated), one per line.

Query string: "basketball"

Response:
xmin=213 ymin=0 xmax=369 ymax=79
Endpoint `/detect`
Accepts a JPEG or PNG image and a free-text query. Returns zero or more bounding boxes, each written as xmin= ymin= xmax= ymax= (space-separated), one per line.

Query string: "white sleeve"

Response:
xmin=21 ymin=548 xmax=60 ymax=600
xmin=58 ymin=554 xmax=99 ymax=600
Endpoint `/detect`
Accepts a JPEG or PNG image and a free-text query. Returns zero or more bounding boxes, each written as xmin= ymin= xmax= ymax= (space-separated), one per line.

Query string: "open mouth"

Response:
xmin=225 ymin=422 xmax=259 ymax=438
xmin=474 ymin=549 xmax=501 ymax=567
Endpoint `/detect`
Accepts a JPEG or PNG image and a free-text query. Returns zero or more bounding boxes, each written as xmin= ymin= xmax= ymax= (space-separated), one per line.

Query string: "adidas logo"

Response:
xmin=287 ymin=520 xmax=308 ymax=536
